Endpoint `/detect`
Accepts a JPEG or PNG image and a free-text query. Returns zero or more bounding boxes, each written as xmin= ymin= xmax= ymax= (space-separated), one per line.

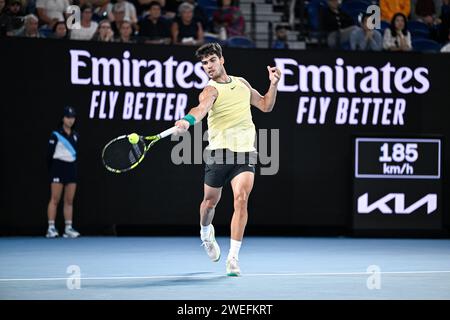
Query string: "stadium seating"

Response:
xmin=412 ymin=39 xmax=442 ymax=52
xmin=408 ymin=20 xmax=429 ymax=33
xmin=410 ymin=29 xmax=430 ymax=40
xmin=227 ymin=36 xmax=256 ymax=48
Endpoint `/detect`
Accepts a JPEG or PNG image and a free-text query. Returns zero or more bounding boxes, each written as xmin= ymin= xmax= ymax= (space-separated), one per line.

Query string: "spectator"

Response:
xmin=171 ymin=1 xmax=203 ymax=45
xmin=116 ymin=0 xmax=138 ymax=25
xmin=411 ymin=0 xmax=442 ymax=25
xmin=111 ymin=2 xmax=126 ymax=35
xmin=161 ymin=0 xmax=207 ymax=25
xmin=92 ymin=18 xmax=114 ymax=41
xmin=0 ymin=0 xmax=5 ymax=13
xmin=322 ymin=0 xmax=356 ymax=49
xmin=46 ymin=106 xmax=81 ymax=239
xmin=441 ymin=27 xmax=450 ymax=50
xmin=51 ymin=20 xmax=68 ymax=38
xmin=36 ymin=0 xmax=69 ymax=28
xmin=138 ymin=1 xmax=171 ymax=44
xmin=92 ymin=0 xmax=114 ymax=22
xmin=350 ymin=12 xmax=383 ymax=51
xmin=212 ymin=0 xmax=245 ymax=38
xmin=116 ymin=18 xmax=136 ymax=42
xmin=70 ymin=4 xmax=98 ymax=40
xmin=16 ymin=13 xmax=42 ymax=37
xmin=272 ymin=25 xmax=289 ymax=49
xmin=185 ymin=0 xmax=207 ymax=29
xmin=380 ymin=0 xmax=411 ymax=22
xmin=0 ymin=0 xmax=25 ymax=36
xmin=137 ymin=0 xmax=175 ymax=19
xmin=383 ymin=12 xmax=412 ymax=51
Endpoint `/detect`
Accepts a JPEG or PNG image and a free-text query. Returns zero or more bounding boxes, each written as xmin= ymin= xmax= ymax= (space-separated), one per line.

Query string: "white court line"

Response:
xmin=1 ymin=270 xmax=450 ymax=282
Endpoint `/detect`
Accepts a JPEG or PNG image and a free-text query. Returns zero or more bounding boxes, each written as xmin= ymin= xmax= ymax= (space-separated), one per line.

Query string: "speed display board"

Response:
xmin=353 ymin=137 xmax=443 ymax=232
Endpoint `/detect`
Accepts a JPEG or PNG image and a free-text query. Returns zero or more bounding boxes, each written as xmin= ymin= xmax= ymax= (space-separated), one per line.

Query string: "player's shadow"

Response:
xmin=89 ymin=272 xmax=229 ymax=289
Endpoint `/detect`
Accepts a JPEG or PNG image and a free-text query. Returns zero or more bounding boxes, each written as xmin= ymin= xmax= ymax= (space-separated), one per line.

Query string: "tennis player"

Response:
xmin=175 ymin=43 xmax=281 ymax=276
xmin=46 ymin=106 xmax=80 ymax=238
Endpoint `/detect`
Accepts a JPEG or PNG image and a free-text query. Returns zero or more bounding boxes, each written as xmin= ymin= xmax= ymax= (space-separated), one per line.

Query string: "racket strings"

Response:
xmin=103 ymin=138 xmax=146 ymax=171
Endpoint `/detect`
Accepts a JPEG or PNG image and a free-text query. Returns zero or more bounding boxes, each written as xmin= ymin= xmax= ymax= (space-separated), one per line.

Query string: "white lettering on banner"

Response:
xmin=297 ymin=97 xmax=330 ymax=124
xmin=275 ymin=58 xmax=430 ymax=94
xmin=357 ymin=193 xmax=437 ymax=215
xmin=275 ymin=57 xmax=430 ymax=126
xmin=89 ymin=91 xmax=187 ymax=120
xmin=274 ymin=58 xmax=298 ymax=92
xmin=414 ymin=68 xmax=430 ymax=93
xmin=70 ymin=49 xmax=208 ymax=89
xmin=298 ymin=97 xmax=406 ymax=125
xmin=70 ymin=50 xmax=91 ymax=85
xmin=70 ymin=49 xmax=204 ymax=121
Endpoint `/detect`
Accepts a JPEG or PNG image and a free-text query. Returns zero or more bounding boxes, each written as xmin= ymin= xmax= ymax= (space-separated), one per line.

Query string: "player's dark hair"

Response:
xmin=195 ymin=43 xmax=223 ymax=60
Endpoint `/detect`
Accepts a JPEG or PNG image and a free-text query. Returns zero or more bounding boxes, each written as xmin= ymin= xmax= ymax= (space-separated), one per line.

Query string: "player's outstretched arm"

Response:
xmin=174 ymin=86 xmax=218 ymax=132
xmin=239 ymin=66 xmax=281 ymax=113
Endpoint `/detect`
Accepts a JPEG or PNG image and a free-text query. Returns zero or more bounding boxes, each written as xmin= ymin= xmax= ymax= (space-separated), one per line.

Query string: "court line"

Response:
xmin=1 ymin=270 xmax=450 ymax=282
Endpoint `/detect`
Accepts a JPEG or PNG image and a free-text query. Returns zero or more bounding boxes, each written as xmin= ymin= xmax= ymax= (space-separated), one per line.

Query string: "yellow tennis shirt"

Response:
xmin=206 ymin=76 xmax=256 ymax=152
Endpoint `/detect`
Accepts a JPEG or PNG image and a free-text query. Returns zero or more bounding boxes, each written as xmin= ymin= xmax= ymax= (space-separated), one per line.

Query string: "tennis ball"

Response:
xmin=128 ymin=133 xmax=139 ymax=144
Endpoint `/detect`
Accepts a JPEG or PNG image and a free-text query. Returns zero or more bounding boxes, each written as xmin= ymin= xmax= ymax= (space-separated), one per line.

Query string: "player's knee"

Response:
xmin=202 ymin=198 xmax=218 ymax=210
xmin=64 ymin=198 xmax=74 ymax=206
xmin=49 ymin=197 xmax=61 ymax=206
xmin=234 ymin=191 xmax=249 ymax=202
xmin=233 ymin=194 xmax=248 ymax=210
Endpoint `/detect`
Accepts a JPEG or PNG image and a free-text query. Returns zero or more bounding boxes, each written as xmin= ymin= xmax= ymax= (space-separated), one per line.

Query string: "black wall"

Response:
xmin=1 ymin=38 xmax=449 ymax=236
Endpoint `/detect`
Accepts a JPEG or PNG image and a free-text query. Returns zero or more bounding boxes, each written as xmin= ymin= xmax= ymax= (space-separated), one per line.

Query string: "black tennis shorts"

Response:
xmin=204 ymin=149 xmax=257 ymax=188
xmin=49 ymin=159 xmax=77 ymax=184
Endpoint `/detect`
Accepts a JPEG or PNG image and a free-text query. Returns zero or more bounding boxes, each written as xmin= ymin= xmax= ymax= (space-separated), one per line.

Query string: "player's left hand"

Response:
xmin=267 ymin=66 xmax=281 ymax=86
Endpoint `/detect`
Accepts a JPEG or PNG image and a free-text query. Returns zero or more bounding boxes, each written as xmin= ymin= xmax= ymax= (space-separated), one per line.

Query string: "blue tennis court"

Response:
xmin=1 ymin=237 xmax=449 ymax=300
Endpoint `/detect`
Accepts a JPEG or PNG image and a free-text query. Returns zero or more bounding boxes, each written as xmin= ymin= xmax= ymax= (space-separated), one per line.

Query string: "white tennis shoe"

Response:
xmin=201 ymin=225 xmax=221 ymax=262
xmin=226 ymin=257 xmax=241 ymax=276
xmin=63 ymin=226 xmax=80 ymax=238
xmin=46 ymin=227 xmax=59 ymax=238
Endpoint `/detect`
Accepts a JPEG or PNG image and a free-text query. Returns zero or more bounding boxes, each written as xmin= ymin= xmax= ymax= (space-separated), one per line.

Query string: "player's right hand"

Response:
xmin=174 ymin=119 xmax=190 ymax=134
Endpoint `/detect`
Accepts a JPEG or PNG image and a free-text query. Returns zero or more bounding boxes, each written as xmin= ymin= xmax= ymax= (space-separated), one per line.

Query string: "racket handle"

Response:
xmin=158 ymin=126 xmax=178 ymax=139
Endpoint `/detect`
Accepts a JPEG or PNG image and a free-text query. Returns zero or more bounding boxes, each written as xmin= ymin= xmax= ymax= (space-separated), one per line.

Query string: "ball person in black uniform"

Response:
xmin=46 ymin=106 xmax=80 ymax=238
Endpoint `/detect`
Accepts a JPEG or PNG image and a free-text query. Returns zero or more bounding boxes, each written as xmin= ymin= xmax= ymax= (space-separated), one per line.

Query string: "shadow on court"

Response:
xmin=82 ymin=272 xmax=229 ymax=289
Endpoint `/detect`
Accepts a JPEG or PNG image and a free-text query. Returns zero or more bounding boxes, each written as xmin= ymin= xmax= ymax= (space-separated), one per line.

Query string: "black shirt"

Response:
xmin=174 ymin=17 xmax=199 ymax=42
xmin=138 ymin=16 xmax=171 ymax=41
xmin=322 ymin=7 xmax=354 ymax=32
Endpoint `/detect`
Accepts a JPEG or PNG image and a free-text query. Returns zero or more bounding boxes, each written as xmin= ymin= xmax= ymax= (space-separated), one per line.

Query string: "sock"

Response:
xmin=65 ymin=220 xmax=72 ymax=230
xmin=48 ymin=220 xmax=55 ymax=229
xmin=200 ymin=224 xmax=211 ymax=241
xmin=228 ymin=239 xmax=242 ymax=260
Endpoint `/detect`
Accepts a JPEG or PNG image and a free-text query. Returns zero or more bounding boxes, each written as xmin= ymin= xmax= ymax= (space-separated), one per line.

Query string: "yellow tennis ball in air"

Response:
xmin=128 ymin=133 xmax=139 ymax=144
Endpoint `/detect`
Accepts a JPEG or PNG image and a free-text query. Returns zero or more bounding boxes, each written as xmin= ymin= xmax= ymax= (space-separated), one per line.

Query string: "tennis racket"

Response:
xmin=102 ymin=126 xmax=178 ymax=173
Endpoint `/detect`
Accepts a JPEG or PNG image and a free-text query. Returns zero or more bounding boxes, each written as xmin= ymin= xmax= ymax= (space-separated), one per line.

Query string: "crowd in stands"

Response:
xmin=309 ymin=0 xmax=450 ymax=52
xmin=0 ymin=0 xmax=246 ymax=45
xmin=0 ymin=0 xmax=449 ymax=52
